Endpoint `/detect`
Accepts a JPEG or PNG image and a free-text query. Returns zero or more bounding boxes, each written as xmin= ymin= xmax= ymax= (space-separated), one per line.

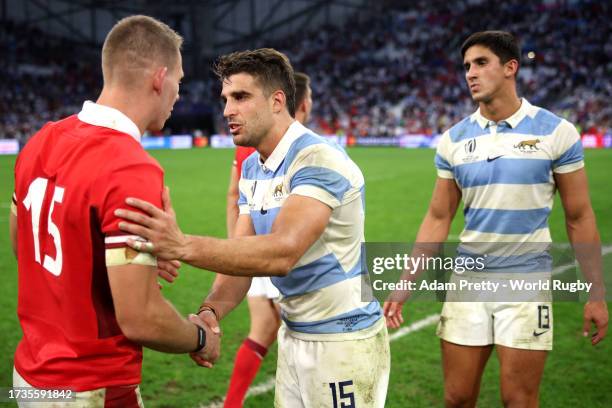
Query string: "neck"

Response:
xmin=295 ymin=112 xmax=305 ymax=125
xmin=479 ymin=89 xmax=521 ymax=123
xmin=257 ymin=114 xmax=295 ymax=161
xmin=96 ymin=87 xmax=149 ymax=135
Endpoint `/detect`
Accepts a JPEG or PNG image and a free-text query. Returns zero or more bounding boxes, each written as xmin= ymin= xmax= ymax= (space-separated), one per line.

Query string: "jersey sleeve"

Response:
xmin=434 ymin=131 xmax=454 ymax=179
xmin=97 ymin=161 xmax=164 ymax=267
xmin=287 ymin=144 xmax=361 ymax=210
xmin=237 ymin=177 xmax=251 ymax=215
xmin=552 ymin=120 xmax=584 ymax=174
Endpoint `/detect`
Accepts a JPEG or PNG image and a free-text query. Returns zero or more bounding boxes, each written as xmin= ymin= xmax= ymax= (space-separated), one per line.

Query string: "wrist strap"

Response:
xmin=197 ymin=302 xmax=220 ymax=321
xmin=193 ymin=325 xmax=206 ymax=352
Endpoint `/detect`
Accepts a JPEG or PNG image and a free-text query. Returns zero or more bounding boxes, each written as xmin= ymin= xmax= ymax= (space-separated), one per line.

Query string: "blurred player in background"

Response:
xmin=223 ymin=71 xmax=312 ymax=407
xmin=384 ymin=31 xmax=608 ymax=407
xmin=116 ymin=48 xmax=390 ymax=407
xmin=9 ymin=15 xmax=219 ymax=407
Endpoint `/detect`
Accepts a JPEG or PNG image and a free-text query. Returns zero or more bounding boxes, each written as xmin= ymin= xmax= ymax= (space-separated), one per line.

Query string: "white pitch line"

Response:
xmin=388 ymin=313 xmax=441 ymax=342
xmin=199 ymin=313 xmax=440 ymax=408
xmin=552 ymin=245 xmax=612 ymax=276
xmin=199 ymin=245 xmax=612 ymax=407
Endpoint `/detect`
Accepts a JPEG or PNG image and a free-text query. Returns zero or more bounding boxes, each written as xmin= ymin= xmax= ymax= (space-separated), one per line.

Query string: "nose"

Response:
xmin=223 ymin=100 xmax=235 ymax=119
xmin=466 ymin=65 xmax=478 ymax=81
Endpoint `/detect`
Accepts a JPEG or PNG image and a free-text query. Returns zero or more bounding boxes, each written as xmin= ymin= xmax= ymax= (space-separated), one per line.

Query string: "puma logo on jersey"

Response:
xmin=514 ymin=139 xmax=541 ymax=151
xmin=273 ymin=183 xmax=284 ymax=200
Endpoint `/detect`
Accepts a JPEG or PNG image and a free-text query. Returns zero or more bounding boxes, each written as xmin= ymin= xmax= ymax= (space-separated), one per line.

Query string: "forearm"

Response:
xmin=405 ymin=212 xmax=453 ymax=276
xmin=566 ymin=212 xmax=605 ymax=300
xmin=9 ymin=212 xmax=17 ymax=258
xmin=182 ymin=233 xmax=294 ymax=277
xmin=201 ymin=274 xmax=252 ymax=320
xmin=389 ymin=213 xmax=452 ymax=303
xmin=226 ymin=202 xmax=239 ymax=238
xmin=226 ymin=165 xmax=240 ymax=238
xmin=131 ymin=295 xmax=199 ymax=353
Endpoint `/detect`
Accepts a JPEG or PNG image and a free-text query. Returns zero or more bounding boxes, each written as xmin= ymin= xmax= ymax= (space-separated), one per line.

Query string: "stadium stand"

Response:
xmin=1 ymin=0 xmax=610 ymax=141
xmin=276 ymin=0 xmax=611 ymax=136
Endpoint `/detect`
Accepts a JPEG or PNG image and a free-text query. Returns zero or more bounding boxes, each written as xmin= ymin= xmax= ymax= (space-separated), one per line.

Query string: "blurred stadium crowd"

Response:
xmin=1 ymin=0 xmax=610 ymax=142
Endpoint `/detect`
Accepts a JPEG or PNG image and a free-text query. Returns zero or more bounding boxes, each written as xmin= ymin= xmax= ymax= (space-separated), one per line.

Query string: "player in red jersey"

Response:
xmin=223 ymin=72 xmax=312 ymax=407
xmin=9 ymin=15 xmax=219 ymax=407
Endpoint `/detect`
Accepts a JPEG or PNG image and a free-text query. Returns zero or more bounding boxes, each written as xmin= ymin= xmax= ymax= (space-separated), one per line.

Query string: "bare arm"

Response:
xmin=226 ymin=165 xmax=240 ymax=238
xmin=555 ymin=168 xmax=608 ymax=345
xmin=385 ymin=177 xmax=461 ymax=327
xmin=108 ymin=262 xmax=219 ymax=360
xmin=116 ymin=190 xmax=332 ymax=277
xmin=201 ymin=214 xmax=255 ymax=320
xmin=183 ymin=195 xmax=331 ymax=276
xmin=414 ymin=177 xmax=462 ymax=243
xmin=9 ymin=211 xmax=17 ymax=258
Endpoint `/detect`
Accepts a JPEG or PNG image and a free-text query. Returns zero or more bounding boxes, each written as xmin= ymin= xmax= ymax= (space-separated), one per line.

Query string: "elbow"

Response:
xmin=565 ymin=209 xmax=596 ymax=231
xmin=116 ymin=311 xmax=154 ymax=345
xmin=226 ymin=191 xmax=239 ymax=207
xmin=271 ymin=257 xmax=294 ymax=277
xmin=270 ymin=236 xmax=302 ymax=277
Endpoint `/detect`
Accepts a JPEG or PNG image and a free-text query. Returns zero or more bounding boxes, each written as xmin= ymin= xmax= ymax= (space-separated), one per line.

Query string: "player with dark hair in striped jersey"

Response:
xmin=384 ymin=31 xmax=608 ymax=408
xmin=116 ymin=48 xmax=390 ymax=407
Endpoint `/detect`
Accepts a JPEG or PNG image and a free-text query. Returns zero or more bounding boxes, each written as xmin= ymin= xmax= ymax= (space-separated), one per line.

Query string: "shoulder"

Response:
xmin=16 ymin=115 xmax=77 ymax=165
xmin=521 ymin=105 xmax=564 ymax=136
xmin=285 ymin=132 xmax=349 ymax=169
xmin=447 ymin=115 xmax=484 ymax=143
xmin=241 ymin=149 xmax=261 ymax=178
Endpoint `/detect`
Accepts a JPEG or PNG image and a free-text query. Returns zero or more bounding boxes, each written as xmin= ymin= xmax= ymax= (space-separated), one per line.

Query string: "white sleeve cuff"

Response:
xmin=437 ymin=169 xmax=455 ymax=179
xmin=290 ymin=184 xmax=341 ymax=209
xmin=553 ymin=160 xmax=584 ymax=174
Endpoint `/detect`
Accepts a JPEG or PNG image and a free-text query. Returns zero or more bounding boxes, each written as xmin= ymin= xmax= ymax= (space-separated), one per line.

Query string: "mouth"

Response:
xmin=228 ymin=123 xmax=242 ymax=135
xmin=469 ymin=84 xmax=480 ymax=92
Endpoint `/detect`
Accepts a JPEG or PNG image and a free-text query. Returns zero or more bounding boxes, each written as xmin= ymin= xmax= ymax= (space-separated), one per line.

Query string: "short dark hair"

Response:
xmin=214 ymin=48 xmax=296 ymax=116
xmin=294 ymin=72 xmax=311 ymax=106
xmin=460 ymin=31 xmax=521 ymax=67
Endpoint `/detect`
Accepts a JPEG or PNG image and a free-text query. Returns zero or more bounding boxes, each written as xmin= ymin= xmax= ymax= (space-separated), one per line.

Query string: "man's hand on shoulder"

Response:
xmin=115 ymin=186 xmax=189 ymax=261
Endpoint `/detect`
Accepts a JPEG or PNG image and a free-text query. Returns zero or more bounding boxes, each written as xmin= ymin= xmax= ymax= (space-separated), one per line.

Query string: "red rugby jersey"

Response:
xmin=13 ymin=102 xmax=163 ymax=391
xmin=233 ymin=146 xmax=256 ymax=177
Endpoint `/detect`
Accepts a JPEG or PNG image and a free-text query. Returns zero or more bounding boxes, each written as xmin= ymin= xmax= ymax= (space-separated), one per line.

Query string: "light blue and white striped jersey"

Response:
xmin=238 ymin=121 xmax=382 ymax=341
xmin=435 ymin=99 xmax=584 ymax=272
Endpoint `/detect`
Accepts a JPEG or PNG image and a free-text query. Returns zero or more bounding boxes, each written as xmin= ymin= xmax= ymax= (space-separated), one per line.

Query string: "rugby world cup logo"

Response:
xmin=465 ymin=139 xmax=476 ymax=154
xmin=461 ymin=138 xmax=479 ymax=163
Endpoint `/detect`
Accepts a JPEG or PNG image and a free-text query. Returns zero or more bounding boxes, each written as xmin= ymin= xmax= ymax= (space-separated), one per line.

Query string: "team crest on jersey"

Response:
xmin=462 ymin=138 xmax=479 ymax=163
xmin=514 ymin=139 xmax=541 ymax=152
xmin=273 ymin=183 xmax=284 ymax=201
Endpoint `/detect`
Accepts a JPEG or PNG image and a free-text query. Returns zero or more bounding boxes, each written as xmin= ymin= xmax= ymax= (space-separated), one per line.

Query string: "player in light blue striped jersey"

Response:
xmin=116 ymin=48 xmax=389 ymax=407
xmin=384 ymin=31 xmax=607 ymax=407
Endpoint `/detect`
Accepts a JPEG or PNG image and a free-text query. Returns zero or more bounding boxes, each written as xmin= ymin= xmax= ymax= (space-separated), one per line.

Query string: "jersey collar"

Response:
xmin=77 ymin=101 xmax=142 ymax=142
xmin=259 ymin=121 xmax=307 ymax=173
xmin=471 ymin=98 xmax=536 ymax=129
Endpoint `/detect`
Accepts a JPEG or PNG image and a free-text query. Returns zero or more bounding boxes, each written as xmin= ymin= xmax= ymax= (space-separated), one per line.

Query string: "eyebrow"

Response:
xmin=220 ymin=90 xmax=250 ymax=102
xmin=464 ymin=56 xmax=488 ymax=68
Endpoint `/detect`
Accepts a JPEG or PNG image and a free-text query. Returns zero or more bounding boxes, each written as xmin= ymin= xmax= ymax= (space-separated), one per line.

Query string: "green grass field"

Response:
xmin=1 ymin=148 xmax=610 ymax=407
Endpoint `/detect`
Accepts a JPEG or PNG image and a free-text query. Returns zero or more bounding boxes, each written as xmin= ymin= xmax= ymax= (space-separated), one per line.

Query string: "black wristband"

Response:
xmin=193 ymin=325 xmax=206 ymax=352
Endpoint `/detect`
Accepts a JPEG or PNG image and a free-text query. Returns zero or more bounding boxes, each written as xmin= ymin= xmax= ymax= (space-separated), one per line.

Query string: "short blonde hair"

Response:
xmin=102 ymin=15 xmax=183 ymax=86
